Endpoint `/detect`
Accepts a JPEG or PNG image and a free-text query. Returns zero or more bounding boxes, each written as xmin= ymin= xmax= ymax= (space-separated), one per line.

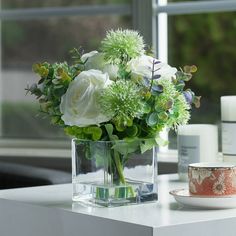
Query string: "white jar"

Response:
xmin=221 ymin=96 xmax=236 ymax=162
xmin=177 ymin=124 xmax=218 ymax=181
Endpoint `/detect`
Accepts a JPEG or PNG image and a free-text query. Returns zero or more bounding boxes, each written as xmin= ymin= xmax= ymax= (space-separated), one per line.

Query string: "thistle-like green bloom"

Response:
xmin=99 ymin=80 xmax=145 ymax=129
xmin=155 ymin=78 xmax=191 ymax=129
xmin=154 ymin=78 xmax=177 ymax=110
xmin=101 ymin=29 xmax=145 ymax=64
xmin=168 ymin=94 xmax=191 ymax=129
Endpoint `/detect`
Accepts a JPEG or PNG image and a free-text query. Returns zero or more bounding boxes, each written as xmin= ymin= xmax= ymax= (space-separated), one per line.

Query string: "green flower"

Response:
xmin=154 ymin=78 xmax=177 ymax=110
xmin=99 ymin=80 xmax=145 ymax=130
xmin=153 ymin=78 xmax=191 ymax=129
xmin=167 ymin=94 xmax=191 ymax=129
xmin=101 ymin=29 xmax=145 ymax=64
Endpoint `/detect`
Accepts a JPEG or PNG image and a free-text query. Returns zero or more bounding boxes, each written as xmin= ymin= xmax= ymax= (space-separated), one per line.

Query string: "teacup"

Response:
xmin=188 ymin=163 xmax=236 ymax=196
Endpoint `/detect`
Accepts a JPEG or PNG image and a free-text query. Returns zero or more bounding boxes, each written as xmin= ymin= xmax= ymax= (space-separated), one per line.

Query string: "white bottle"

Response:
xmin=177 ymin=124 xmax=218 ymax=181
xmin=221 ymin=96 xmax=236 ymax=163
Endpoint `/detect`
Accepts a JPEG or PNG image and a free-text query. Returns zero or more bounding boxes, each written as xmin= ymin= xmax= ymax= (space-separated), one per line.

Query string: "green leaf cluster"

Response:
xmin=174 ymin=66 xmax=201 ymax=108
xmin=26 ymin=29 xmax=201 ymax=188
xmin=27 ymin=29 xmax=200 ymax=153
xmin=27 ymin=53 xmax=86 ymax=126
xmin=65 ymin=126 xmax=102 ymax=141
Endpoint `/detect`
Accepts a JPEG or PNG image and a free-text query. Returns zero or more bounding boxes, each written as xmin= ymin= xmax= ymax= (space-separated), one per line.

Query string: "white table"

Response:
xmin=0 ymin=174 xmax=236 ymax=236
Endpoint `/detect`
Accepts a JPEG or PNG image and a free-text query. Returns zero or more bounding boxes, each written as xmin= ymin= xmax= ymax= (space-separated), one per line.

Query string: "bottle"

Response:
xmin=178 ymin=124 xmax=218 ymax=181
xmin=221 ymin=96 xmax=236 ymax=163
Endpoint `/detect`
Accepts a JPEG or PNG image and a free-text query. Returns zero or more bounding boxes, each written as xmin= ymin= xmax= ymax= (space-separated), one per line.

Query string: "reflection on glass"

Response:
xmin=168 ymin=12 xmax=236 ymax=149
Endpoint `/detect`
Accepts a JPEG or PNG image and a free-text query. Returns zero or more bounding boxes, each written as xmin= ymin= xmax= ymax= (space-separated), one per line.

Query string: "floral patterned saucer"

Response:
xmin=170 ymin=189 xmax=236 ymax=209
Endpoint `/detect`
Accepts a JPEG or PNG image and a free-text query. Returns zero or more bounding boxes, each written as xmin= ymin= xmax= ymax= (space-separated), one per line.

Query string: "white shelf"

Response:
xmin=0 ymin=174 xmax=235 ymax=236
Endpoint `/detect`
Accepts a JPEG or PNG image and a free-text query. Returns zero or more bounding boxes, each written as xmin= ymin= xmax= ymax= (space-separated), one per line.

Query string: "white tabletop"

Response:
xmin=0 ymin=174 xmax=236 ymax=236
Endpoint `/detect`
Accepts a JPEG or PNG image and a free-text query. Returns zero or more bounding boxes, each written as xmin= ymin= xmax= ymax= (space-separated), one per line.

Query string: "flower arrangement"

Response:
xmin=27 ymin=29 xmax=200 ymax=149
xmin=27 ymin=29 xmax=200 ymax=205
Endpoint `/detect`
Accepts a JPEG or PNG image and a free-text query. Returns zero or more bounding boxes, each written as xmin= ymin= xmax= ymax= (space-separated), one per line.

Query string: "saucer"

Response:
xmin=170 ymin=189 xmax=236 ymax=209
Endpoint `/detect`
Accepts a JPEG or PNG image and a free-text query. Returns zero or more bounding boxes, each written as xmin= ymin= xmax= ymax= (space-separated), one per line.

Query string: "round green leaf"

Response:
xmin=147 ymin=112 xmax=158 ymax=126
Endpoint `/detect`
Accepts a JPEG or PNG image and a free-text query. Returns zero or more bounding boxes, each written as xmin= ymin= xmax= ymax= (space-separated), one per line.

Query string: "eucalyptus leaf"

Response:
xmin=84 ymin=127 xmax=102 ymax=141
xmin=175 ymin=81 xmax=185 ymax=91
xmin=32 ymin=63 xmax=40 ymax=73
xmin=155 ymin=135 xmax=168 ymax=147
xmin=47 ymin=67 xmax=54 ymax=80
xmin=38 ymin=78 xmax=45 ymax=85
xmin=142 ymin=103 xmax=151 ymax=114
xmin=112 ymin=140 xmax=140 ymax=156
xmin=105 ymin=124 xmax=113 ymax=139
xmin=158 ymin=112 xmax=168 ymax=121
xmin=52 ymin=79 xmax=60 ymax=85
xmin=140 ymin=139 xmax=157 ymax=154
xmin=125 ymin=125 xmax=138 ymax=137
xmin=126 ymin=117 xmax=133 ymax=127
xmin=53 ymin=88 xmax=66 ymax=97
xmin=89 ymin=142 xmax=110 ymax=168
xmin=193 ymin=96 xmax=201 ymax=108
xmin=115 ymin=121 xmax=126 ymax=132
xmin=54 ymin=85 xmax=64 ymax=89
xmin=92 ymin=128 xmax=102 ymax=141
xmin=152 ymin=84 xmax=163 ymax=92
xmin=153 ymin=74 xmax=161 ymax=80
xmin=147 ymin=112 xmax=158 ymax=126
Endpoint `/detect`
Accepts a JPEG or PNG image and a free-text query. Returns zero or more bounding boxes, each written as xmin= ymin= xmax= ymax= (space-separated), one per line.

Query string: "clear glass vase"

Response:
xmin=72 ymin=139 xmax=158 ymax=207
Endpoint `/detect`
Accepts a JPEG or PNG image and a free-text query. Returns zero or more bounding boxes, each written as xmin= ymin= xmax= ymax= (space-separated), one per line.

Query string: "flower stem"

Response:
xmin=113 ymin=151 xmax=135 ymax=197
xmin=149 ymin=59 xmax=155 ymax=91
xmin=114 ymin=151 xmax=126 ymax=184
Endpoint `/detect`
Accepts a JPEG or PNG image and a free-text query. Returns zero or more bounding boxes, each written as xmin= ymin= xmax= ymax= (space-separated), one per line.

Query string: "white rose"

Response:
xmin=128 ymin=55 xmax=177 ymax=79
xmin=81 ymin=50 xmax=98 ymax=62
xmin=60 ymin=69 xmax=113 ymax=127
xmin=81 ymin=51 xmax=103 ymax=70
xmin=81 ymin=51 xmax=119 ymax=80
xmin=103 ymin=64 xmax=119 ymax=80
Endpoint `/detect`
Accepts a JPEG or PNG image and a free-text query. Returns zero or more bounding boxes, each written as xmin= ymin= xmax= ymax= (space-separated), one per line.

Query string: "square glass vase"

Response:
xmin=72 ymin=139 xmax=158 ymax=207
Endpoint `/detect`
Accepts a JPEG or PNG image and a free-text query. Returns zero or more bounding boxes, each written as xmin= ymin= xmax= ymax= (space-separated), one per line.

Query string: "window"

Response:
xmin=1 ymin=0 xmax=236 ymax=151
xmin=153 ymin=0 xmax=236 ymax=150
xmin=0 ymin=1 xmax=131 ymax=143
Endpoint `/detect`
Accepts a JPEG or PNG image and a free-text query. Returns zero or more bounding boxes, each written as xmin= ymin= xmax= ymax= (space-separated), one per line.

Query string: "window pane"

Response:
xmin=168 ymin=12 xmax=236 ymax=149
xmin=0 ymin=15 xmax=132 ymax=139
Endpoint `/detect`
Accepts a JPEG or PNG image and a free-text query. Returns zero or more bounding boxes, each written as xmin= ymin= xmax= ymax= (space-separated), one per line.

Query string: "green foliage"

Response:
xmin=105 ymin=124 xmax=119 ymax=141
xmin=112 ymin=139 xmax=140 ymax=156
xmin=27 ymin=23 xmax=200 ymax=185
xmin=144 ymin=77 xmax=191 ymax=131
xmin=70 ymin=47 xmax=87 ymax=69
xmin=27 ymin=60 xmax=82 ymax=126
xmin=140 ymin=139 xmax=157 ymax=154
xmin=65 ymin=126 xmax=102 ymax=141
xmin=146 ymin=112 xmax=159 ymax=126
xmin=28 ymin=29 xmax=199 ymax=151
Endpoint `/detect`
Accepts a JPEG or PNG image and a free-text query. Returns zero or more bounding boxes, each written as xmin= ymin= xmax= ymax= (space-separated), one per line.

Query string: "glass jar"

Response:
xmin=72 ymin=139 xmax=158 ymax=207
